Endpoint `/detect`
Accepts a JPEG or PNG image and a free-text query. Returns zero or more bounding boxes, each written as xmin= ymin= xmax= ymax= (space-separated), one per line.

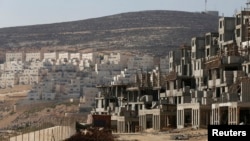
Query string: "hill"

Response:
xmin=0 ymin=10 xmax=219 ymax=56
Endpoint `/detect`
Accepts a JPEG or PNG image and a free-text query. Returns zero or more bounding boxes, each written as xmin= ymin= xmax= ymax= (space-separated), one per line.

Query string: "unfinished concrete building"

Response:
xmin=165 ymin=44 xmax=207 ymax=129
xmin=91 ymin=67 xmax=176 ymax=133
xmin=210 ymin=7 xmax=250 ymax=125
xmin=89 ymin=2 xmax=250 ymax=132
xmin=165 ymin=4 xmax=250 ymax=128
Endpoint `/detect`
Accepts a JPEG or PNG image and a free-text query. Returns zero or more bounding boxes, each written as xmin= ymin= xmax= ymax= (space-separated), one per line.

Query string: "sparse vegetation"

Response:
xmin=0 ymin=10 xmax=218 ymax=58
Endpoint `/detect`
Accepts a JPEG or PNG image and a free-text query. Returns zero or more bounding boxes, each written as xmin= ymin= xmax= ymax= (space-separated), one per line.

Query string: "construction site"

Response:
xmin=87 ymin=1 xmax=250 ymax=134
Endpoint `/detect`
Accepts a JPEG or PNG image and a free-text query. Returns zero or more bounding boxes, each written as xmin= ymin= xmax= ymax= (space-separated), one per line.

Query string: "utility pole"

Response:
xmin=205 ymin=0 xmax=207 ymax=12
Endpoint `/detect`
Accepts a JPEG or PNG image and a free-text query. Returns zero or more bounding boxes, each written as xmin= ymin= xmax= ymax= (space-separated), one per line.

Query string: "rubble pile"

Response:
xmin=65 ymin=127 xmax=114 ymax=141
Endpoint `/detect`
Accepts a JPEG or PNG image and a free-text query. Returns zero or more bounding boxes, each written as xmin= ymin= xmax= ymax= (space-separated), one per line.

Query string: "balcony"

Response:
xmin=208 ymin=80 xmax=214 ymax=87
xmin=215 ymin=79 xmax=221 ymax=85
xmin=222 ymin=56 xmax=243 ymax=64
xmin=208 ymin=79 xmax=221 ymax=87
xmin=193 ymin=70 xmax=203 ymax=77
xmin=166 ymin=89 xmax=177 ymax=97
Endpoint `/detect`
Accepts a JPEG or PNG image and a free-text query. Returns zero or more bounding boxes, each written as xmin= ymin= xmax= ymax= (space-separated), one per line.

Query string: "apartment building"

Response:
xmin=0 ymin=72 xmax=15 ymax=88
xmin=70 ymin=53 xmax=81 ymax=60
xmin=43 ymin=52 xmax=57 ymax=60
xmin=5 ymin=52 xmax=23 ymax=62
xmin=87 ymin=3 xmax=250 ymax=133
xmin=19 ymin=69 xmax=40 ymax=85
xmin=101 ymin=52 xmax=129 ymax=68
xmin=82 ymin=52 xmax=99 ymax=63
xmin=127 ymin=54 xmax=154 ymax=70
xmin=4 ymin=61 xmax=23 ymax=72
xmin=25 ymin=52 xmax=41 ymax=62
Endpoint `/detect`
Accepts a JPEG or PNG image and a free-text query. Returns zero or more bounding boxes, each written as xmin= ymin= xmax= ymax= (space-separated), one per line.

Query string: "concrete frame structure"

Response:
xmin=211 ymin=102 xmax=250 ymax=125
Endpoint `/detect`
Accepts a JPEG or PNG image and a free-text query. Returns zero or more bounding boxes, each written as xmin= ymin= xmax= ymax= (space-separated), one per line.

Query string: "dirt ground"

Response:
xmin=0 ymin=93 xmax=80 ymax=130
xmin=1 ymin=91 xmax=208 ymax=141
xmin=114 ymin=128 xmax=208 ymax=141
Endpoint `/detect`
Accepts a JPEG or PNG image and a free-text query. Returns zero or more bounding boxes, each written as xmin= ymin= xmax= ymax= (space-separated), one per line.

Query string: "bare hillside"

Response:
xmin=0 ymin=10 xmax=219 ymax=56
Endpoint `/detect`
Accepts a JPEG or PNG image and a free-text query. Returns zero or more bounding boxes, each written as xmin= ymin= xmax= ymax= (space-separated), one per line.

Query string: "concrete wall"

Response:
xmin=9 ymin=126 xmax=75 ymax=141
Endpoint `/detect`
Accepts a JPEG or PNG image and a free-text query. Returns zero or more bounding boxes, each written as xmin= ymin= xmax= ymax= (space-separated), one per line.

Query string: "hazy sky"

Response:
xmin=0 ymin=0 xmax=248 ymax=28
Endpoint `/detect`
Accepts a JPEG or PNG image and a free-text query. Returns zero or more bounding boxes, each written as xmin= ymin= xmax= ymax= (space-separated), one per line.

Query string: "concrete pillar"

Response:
xmin=215 ymin=108 xmax=217 ymax=125
xmin=194 ymin=109 xmax=196 ymax=126
xmin=236 ymin=107 xmax=239 ymax=125
xmin=102 ymin=99 xmax=106 ymax=108
xmin=120 ymin=121 xmax=122 ymax=132
xmin=183 ymin=110 xmax=185 ymax=126
xmin=120 ymin=121 xmax=123 ymax=133
xmin=179 ymin=110 xmax=180 ymax=126
xmin=142 ymin=115 xmax=146 ymax=131
xmin=152 ymin=115 xmax=154 ymax=130
xmin=128 ymin=122 xmax=130 ymax=133
xmin=119 ymin=121 xmax=121 ymax=133
xmin=155 ymin=115 xmax=157 ymax=130
xmin=214 ymin=108 xmax=217 ymax=125
xmin=159 ymin=115 xmax=161 ymax=130
xmin=156 ymin=115 xmax=158 ymax=130
xmin=117 ymin=121 xmax=120 ymax=133
xmin=123 ymin=121 xmax=125 ymax=132
xmin=229 ymin=107 xmax=232 ymax=125
xmin=211 ymin=109 xmax=213 ymax=125
xmin=167 ymin=115 xmax=169 ymax=127
xmin=157 ymin=115 xmax=159 ymax=130
xmin=198 ymin=109 xmax=200 ymax=128
xmin=192 ymin=109 xmax=194 ymax=126
xmin=177 ymin=110 xmax=179 ymax=126
xmin=115 ymin=86 xmax=118 ymax=97
xmin=218 ymin=108 xmax=220 ymax=125
xmin=142 ymin=115 xmax=144 ymax=130
xmin=153 ymin=115 xmax=155 ymax=130
xmin=120 ymin=121 xmax=122 ymax=133
xmin=140 ymin=116 xmax=142 ymax=130
xmin=179 ymin=110 xmax=181 ymax=126
xmin=212 ymin=109 xmax=215 ymax=125
xmin=180 ymin=110 xmax=181 ymax=126
xmin=217 ymin=108 xmax=219 ymax=125
xmin=182 ymin=110 xmax=184 ymax=127
xmin=127 ymin=92 xmax=129 ymax=103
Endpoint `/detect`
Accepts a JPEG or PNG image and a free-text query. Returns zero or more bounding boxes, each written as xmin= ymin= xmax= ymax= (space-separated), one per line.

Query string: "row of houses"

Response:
xmin=88 ymin=5 xmax=250 ymax=133
xmin=0 ymin=50 xmax=169 ymax=100
xmin=5 ymin=51 xmax=157 ymax=70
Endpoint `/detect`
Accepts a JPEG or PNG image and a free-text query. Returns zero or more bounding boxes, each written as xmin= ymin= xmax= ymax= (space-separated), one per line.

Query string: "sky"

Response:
xmin=0 ymin=0 xmax=248 ymax=28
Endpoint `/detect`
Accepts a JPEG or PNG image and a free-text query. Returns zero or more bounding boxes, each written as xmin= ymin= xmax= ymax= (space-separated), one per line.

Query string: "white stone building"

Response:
xmin=19 ymin=69 xmax=40 ymax=85
xmin=101 ymin=52 xmax=129 ymax=68
xmin=6 ymin=52 xmax=23 ymax=62
xmin=82 ymin=52 xmax=99 ymax=64
xmin=127 ymin=54 xmax=154 ymax=70
xmin=43 ymin=52 xmax=57 ymax=60
xmin=70 ymin=53 xmax=81 ymax=60
xmin=28 ymin=80 xmax=56 ymax=100
xmin=58 ymin=52 xmax=69 ymax=60
xmin=0 ymin=72 xmax=15 ymax=88
xmin=28 ymin=61 xmax=43 ymax=69
xmin=4 ymin=61 xmax=23 ymax=72
xmin=25 ymin=52 xmax=41 ymax=62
